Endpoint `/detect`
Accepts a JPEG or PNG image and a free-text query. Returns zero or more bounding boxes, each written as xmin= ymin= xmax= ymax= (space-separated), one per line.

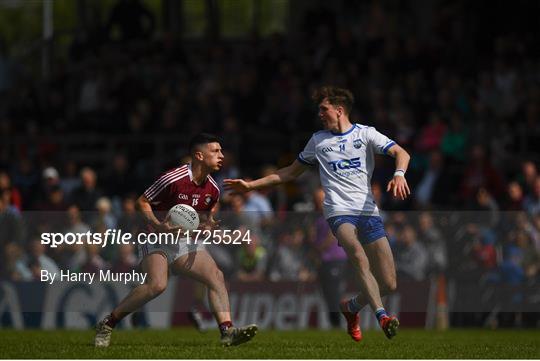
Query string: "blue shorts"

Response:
xmin=327 ymin=215 xmax=386 ymax=245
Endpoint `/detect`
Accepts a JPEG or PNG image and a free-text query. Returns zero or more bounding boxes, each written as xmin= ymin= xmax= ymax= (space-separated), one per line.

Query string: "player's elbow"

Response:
xmin=397 ymin=147 xmax=410 ymax=161
xmin=281 ymin=172 xmax=296 ymax=183
xmin=277 ymin=161 xmax=306 ymax=183
xmin=136 ymin=196 xmax=144 ymax=209
xmin=285 ymin=166 xmax=305 ymax=182
xmin=403 ymin=149 xmax=411 ymax=161
xmin=277 ymin=169 xmax=296 ymax=183
xmin=136 ymin=195 xmax=150 ymax=212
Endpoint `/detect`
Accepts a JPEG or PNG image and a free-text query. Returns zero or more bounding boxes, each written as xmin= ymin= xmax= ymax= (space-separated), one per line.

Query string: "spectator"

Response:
xmin=71 ymin=167 xmax=103 ymax=211
xmin=270 ymin=226 xmax=315 ymax=282
xmin=111 ymin=244 xmax=137 ymax=273
xmin=243 ymin=178 xmax=274 ymax=228
xmin=310 ymin=187 xmax=347 ymax=328
xmin=414 ymin=151 xmax=455 ymax=207
xmin=42 ymin=166 xmax=61 ymax=197
xmin=474 ymin=187 xmax=500 ymax=227
xmin=532 ymin=214 xmax=540 ymax=251
xmin=470 ymin=229 xmax=498 ymax=273
xmin=12 ymin=157 xmax=39 ymax=209
xmin=416 ymin=112 xmax=447 ymax=153
xmin=2 ymin=243 xmax=32 ymax=281
xmin=27 ymin=238 xmax=60 ymax=280
xmin=65 ymin=204 xmax=91 ymax=234
xmin=0 ymin=187 xmax=20 ymax=215
xmin=513 ymin=230 xmax=539 ymax=281
xmin=94 ymin=196 xmax=117 ymax=230
xmin=440 ymin=113 xmax=467 ymax=162
xmin=459 ymin=145 xmax=506 ymax=203
xmin=59 ymin=160 xmax=81 ymax=197
xmin=117 ymin=195 xmax=141 ymax=234
xmin=504 ymin=181 xmax=525 ymax=211
xmin=236 ymin=230 xmax=267 ymax=282
xmin=496 ymin=246 xmax=525 ymax=327
xmin=35 ymin=184 xmax=68 ymax=212
xmin=451 ymin=223 xmax=483 ymax=281
xmin=53 ymin=205 xmax=91 ymax=268
xmin=258 ymin=165 xmax=287 ymax=215
xmin=213 ymin=150 xmax=240 ymax=195
xmin=81 ymin=244 xmax=109 ymax=274
xmin=513 ymin=213 xmax=538 ymax=247
xmin=0 ymin=189 xmax=25 ymax=248
xmin=523 ymin=176 xmax=540 ymax=216
xmin=102 ymin=153 xmax=135 ymax=201
xmin=395 ymin=225 xmax=428 ymax=281
xmin=34 ymin=185 xmax=69 ymax=232
xmin=222 ymin=193 xmax=258 ymax=232
xmin=518 ymin=161 xmax=537 ymax=197
xmin=207 ymin=196 xmax=248 ymax=277
xmin=0 ymin=171 xmax=22 ymax=211
xmin=418 ymin=212 xmax=447 ymax=274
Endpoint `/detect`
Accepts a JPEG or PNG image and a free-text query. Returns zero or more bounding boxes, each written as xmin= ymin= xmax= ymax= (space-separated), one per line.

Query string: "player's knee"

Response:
xmin=148 ymin=280 xmax=167 ymax=297
xmin=212 ymin=268 xmax=225 ymax=286
xmin=350 ymin=252 xmax=370 ymax=273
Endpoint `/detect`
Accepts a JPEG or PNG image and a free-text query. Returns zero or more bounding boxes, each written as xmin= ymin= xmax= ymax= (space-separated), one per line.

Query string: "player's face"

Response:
xmin=318 ymin=99 xmax=342 ymax=131
xmin=199 ymin=142 xmax=224 ymax=171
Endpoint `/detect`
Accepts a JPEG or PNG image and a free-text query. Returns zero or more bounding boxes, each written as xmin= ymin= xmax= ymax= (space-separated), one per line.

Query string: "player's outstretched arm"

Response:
xmin=386 ymin=144 xmax=411 ymax=200
xmin=224 ymin=160 xmax=308 ymax=193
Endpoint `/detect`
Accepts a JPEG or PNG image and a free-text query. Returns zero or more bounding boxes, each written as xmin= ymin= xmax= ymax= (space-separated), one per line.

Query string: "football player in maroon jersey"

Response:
xmin=95 ymin=133 xmax=257 ymax=347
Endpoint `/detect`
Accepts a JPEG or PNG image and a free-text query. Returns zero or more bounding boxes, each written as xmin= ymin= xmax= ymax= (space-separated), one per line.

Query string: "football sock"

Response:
xmin=375 ymin=308 xmax=388 ymax=322
xmin=219 ymin=321 xmax=233 ymax=336
xmin=105 ymin=313 xmax=119 ymax=328
xmin=347 ymin=296 xmax=362 ymax=313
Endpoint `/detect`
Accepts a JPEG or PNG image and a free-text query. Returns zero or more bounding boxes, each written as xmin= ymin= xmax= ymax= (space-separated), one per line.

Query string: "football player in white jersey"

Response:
xmin=224 ymin=86 xmax=410 ymax=342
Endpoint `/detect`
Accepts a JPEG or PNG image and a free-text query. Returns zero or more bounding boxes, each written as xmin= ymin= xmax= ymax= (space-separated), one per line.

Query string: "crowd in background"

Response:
xmin=0 ymin=0 xmax=539 ymax=327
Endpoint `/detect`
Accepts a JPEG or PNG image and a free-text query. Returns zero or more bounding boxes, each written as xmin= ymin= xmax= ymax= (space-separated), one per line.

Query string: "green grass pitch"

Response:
xmin=0 ymin=328 xmax=538 ymax=359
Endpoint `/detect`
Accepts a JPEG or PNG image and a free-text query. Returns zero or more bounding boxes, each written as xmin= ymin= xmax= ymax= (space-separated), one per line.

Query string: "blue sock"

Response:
xmin=375 ymin=308 xmax=387 ymax=322
xmin=347 ymin=297 xmax=362 ymax=313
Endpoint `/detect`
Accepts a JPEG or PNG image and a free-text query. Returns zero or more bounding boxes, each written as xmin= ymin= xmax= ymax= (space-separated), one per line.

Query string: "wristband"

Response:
xmin=394 ymin=169 xmax=405 ymax=177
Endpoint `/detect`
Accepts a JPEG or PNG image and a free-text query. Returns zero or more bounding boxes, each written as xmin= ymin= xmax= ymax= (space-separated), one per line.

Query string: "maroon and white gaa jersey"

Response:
xmin=143 ymin=164 xmax=220 ymax=219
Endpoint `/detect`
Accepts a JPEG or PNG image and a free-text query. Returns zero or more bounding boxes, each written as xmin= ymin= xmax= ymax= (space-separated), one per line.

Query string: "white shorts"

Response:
xmin=138 ymin=238 xmax=205 ymax=265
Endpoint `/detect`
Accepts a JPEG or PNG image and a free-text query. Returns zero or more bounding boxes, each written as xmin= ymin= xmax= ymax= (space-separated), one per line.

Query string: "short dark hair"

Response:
xmin=188 ymin=133 xmax=221 ymax=154
xmin=312 ymin=86 xmax=354 ymax=115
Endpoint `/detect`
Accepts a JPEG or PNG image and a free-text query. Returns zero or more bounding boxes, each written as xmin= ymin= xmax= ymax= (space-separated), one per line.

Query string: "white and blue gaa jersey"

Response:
xmin=298 ymin=124 xmax=395 ymax=218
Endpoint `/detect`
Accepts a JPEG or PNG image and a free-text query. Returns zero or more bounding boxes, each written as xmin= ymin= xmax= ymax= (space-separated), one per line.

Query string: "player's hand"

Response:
xmin=199 ymin=217 xmax=221 ymax=230
xmin=156 ymin=217 xmax=184 ymax=233
xmin=223 ymin=178 xmax=251 ymax=193
xmin=386 ymin=176 xmax=410 ymax=200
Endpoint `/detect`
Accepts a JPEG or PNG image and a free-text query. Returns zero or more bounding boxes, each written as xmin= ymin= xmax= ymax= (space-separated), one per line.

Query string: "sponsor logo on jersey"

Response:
xmin=353 ymin=139 xmax=363 ymax=149
xmin=322 ymin=147 xmax=334 ymax=153
xmin=178 ymin=194 xmax=189 ymax=200
xmin=327 ymin=157 xmax=361 ymax=171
